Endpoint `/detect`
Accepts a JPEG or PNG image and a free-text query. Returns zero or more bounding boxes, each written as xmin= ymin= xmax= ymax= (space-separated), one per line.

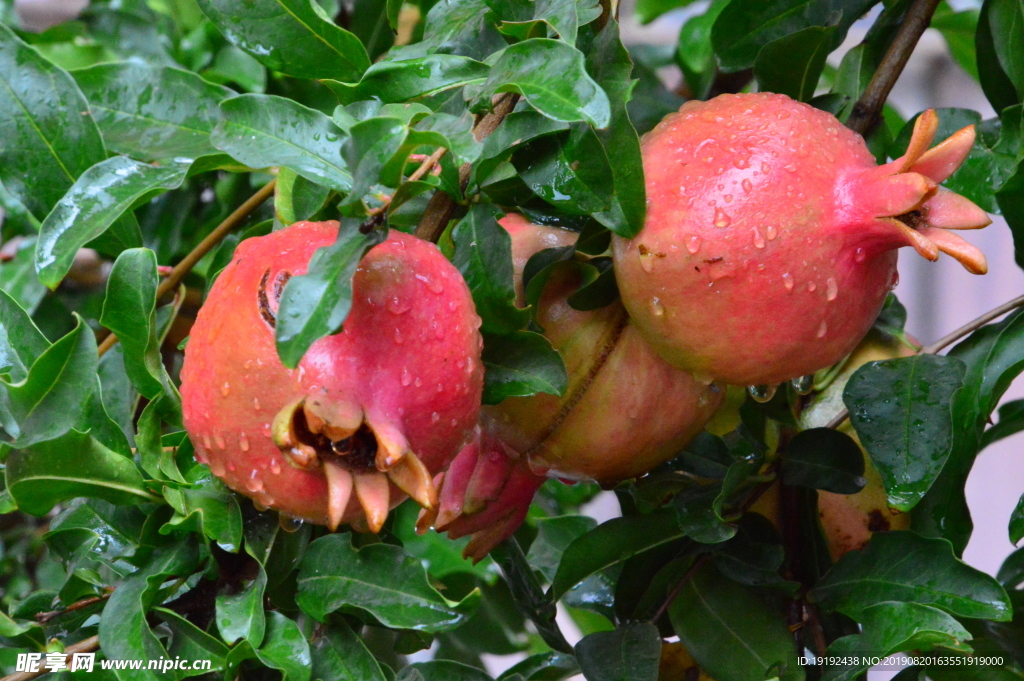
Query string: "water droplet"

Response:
xmin=221 ymin=382 xmax=231 ymax=397
xmin=388 ymin=296 xmax=411 ymax=314
xmin=713 ymin=208 xmax=731 ymax=228
xmin=414 ymin=377 xmax=422 ymax=388
xmin=733 ymin=157 xmax=749 ymax=169
xmin=742 ymin=178 xmax=753 ymax=193
xmin=253 ymin=499 xmax=268 ymax=512
xmin=761 ymin=162 xmax=771 ymax=174
xmin=246 ymin=476 xmax=264 ymax=493
xmin=752 ymin=229 xmax=766 ymax=249
xmin=202 ymin=435 xmax=212 ymax=450
xmin=262 ymin=423 xmax=272 ymax=437
xmin=888 ymin=270 xmax=900 ymax=290
xmin=433 ymin=322 xmax=445 ymax=340
xmin=640 ymin=254 xmax=655 ymax=272
xmin=724 ymin=194 xmax=733 ymax=203
xmin=431 ymin=412 xmax=440 ymax=423
xmin=210 ymin=462 xmax=226 ymax=477
xmin=270 ymin=459 xmax=281 ymax=475
xmin=253 ymin=398 xmax=261 ymax=411
xmin=782 ymin=273 xmax=794 ymax=291
xmin=401 ymin=368 xmax=412 ymax=386
xmin=239 ymin=434 xmax=250 ymax=452
xmin=686 ymin=235 xmax=702 ymax=254
xmin=650 ymin=297 xmax=665 ymax=316
xmin=807 ymin=281 xmax=817 ymax=292
xmin=825 ymin=151 xmax=835 ymax=163
xmin=784 ymin=164 xmax=797 ymax=173
xmin=279 ymin=516 xmax=303 ymax=532
xmin=854 ymin=247 xmax=866 ymax=263
xmin=227 ymin=461 xmax=236 ymax=472
xmin=785 ymin=372 xmax=814 ymax=397
xmin=215 ymin=435 xmax=226 ymax=450
xmin=448 ymin=300 xmax=457 ymax=311
xmin=817 ymin=321 xmax=828 ymax=338
xmin=826 ymin=277 xmax=838 ymax=301
xmin=394 ymin=327 xmax=404 ymax=344
xmin=748 ymin=384 xmax=778 ymax=403
xmin=766 ymin=225 xmax=778 ymax=240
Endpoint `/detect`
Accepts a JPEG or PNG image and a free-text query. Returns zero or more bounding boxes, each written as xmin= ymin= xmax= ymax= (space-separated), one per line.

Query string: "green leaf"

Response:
xmin=310 ymin=618 xmax=387 ymax=681
xmin=471 ymin=111 xmax=570 ymax=188
xmin=0 ymin=23 xmax=105 ymax=224
xmin=810 ymin=531 xmax=1011 ymax=621
xmin=196 ymin=0 xmax=369 ymax=81
xmin=325 ymin=55 xmax=489 ymax=104
xmin=843 ymin=354 xmax=966 ymax=511
xmin=161 ymin=469 xmax=243 ymax=552
xmin=497 ymin=652 xmax=580 ymax=680
xmin=754 ymin=24 xmax=836 ymax=102
xmin=574 ymin=621 xmax=661 ymax=681
xmin=931 ymin=2 xmax=979 ymax=80
xmin=100 ymin=248 xmax=169 ymax=399
xmin=349 ymin=0 xmax=395 ymax=61
xmin=0 ymin=237 xmax=47 ymax=314
xmin=274 ymin=220 xmax=385 ymax=368
xmin=398 ymin=661 xmax=494 ymax=681
xmin=484 ymin=39 xmax=610 ymax=128
xmin=0 ymin=288 xmax=50 ymax=383
xmin=982 ymin=398 xmax=1024 ymax=449
xmin=99 ymin=540 xmax=201 ymax=681
xmin=978 ymin=0 xmax=1020 ymax=111
xmin=674 ymin=0 xmax=728 ymax=101
xmin=635 ymin=0 xmax=700 ymax=24
xmin=211 ymin=94 xmax=352 ymax=193
xmin=481 ymin=330 xmax=567 ymax=403
xmin=513 ymin=126 xmax=611 ymax=215
xmin=526 ymin=515 xmax=597 ymax=581
xmin=73 ymin=62 xmax=232 ymax=161
xmin=255 ymin=612 xmax=311 ymax=681
xmin=452 ymin=205 xmax=531 ymax=335
xmin=153 ymin=607 xmax=230 ymax=675
xmin=35 ymin=157 xmax=188 ymax=289
xmin=0 ymin=315 xmax=96 ymax=447
xmin=5 ymin=430 xmax=154 ymax=515
xmin=668 ymin=563 xmax=804 ymax=681
xmin=781 ymin=427 xmax=866 ymax=494
xmin=549 ymin=510 xmax=683 ymax=601
xmin=275 ymin=169 xmax=332 ymax=226
xmin=981 ymin=0 xmax=1024 ymax=104
xmin=296 ymin=533 xmax=479 ymax=632
xmin=401 ymin=0 xmax=506 ymax=60
xmin=340 ymin=118 xmax=447 ymax=202
xmin=822 ymin=602 xmax=972 ymax=681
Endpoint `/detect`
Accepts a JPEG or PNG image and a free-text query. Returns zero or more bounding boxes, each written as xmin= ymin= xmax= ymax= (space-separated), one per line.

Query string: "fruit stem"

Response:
xmin=845 ymin=0 xmax=942 ymax=135
xmin=826 ymin=292 xmax=1024 ymax=429
xmin=96 ymin=179 xmax=278 ymax=358
xmin=414 ymin=92 xmax=520 ymax=244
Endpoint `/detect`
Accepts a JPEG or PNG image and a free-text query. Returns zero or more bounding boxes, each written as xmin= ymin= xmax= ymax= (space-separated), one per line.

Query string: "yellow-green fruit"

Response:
xmin=799 ymin=330 xmax=917 ymax=561
xmin=658 ymin=642 xmax=716 ymax=681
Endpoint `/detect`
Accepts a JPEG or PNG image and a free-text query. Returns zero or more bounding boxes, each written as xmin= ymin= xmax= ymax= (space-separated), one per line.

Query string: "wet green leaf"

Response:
xmin=782 ymin=428 xmax=866 ymax=494
xmin=754 ymin=24 xmax=836 ymax=102
xmin=310 ymin=618 xmax=387 ymax=681
xmin=574 ymin=621 xmax=660 ymax=681
xmin=481 ymin=330 xmax=567 ymax=403
xmin=325 ymin=55 xmax=489 ymax=104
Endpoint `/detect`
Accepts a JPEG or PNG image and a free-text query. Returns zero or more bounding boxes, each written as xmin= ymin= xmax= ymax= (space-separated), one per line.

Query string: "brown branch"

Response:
xmin=826 ymin=293 xmax=1024 ymax=429
xmin=845 ymin=0 xmax=942 ymax=135
xmin=414 ymin=93 xmax=519 ymax=244
xmin=0 ymin=636 xmax=99 ymax=681
xmin=35 ymin=592 xmax=111 ymax=624
xmin=97 ymin=179 xmax=277 ymax=358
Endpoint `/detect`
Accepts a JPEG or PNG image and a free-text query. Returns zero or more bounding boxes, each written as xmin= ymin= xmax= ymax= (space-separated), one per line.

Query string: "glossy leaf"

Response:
xmin=73 ymin=62 xmax=232 ymax=161
xmin=822 ymin=602 xmax=972 ymax=681
xmin=526 ymin=515 xmax=597 ymax=581
xmin=781 ymin=427 xmax=866 ymax=494
xmin=403 ymin=0 xmax=506 ymax=60
xmin=674 ymin=0 xmax=728 ymax=100
xmin=275 ymin=169 xmax=332 ymax=225
xmin=471 ymin=111 xmax=570 ymax=188
xmin=0 ymin=237 xmax=47 ymax=314
xmin=810 ymin=531 xmax=1011 ymax=621
xmin=668 ymin=564 xmax=804 ymax=681
xmin=754 ymin=24 xmax=836 ymax=102
xmin=5 ymin=430 xmax=154 ymax=515
xmin=255 ymin=612 xmax=312 ymax=681
xmin=154 ymin=608 xmax=230 ymax=675
xmin=481 ymin=330 xmax=568 ymax=403
xmin=484 ymin=39 xmax=610 ymax=128
xmin=196 ymin=0 xmax=369 ymax=81
xmin=0 ymin=288 xmax=50 ymax=384
xmin=0 ymin=23 xmax=105 ymax=224
xmin=982 ymin=0 xmax=1024 ymax=104
xmin=36 ymin=157 xmax=188 ymax=288
xmin=274 ymin=219 xmax=385 ymax=368
xmin=549 ymin=510 xmax=683 ymax=601
xmin=982 ymin=398 xmax=1024 ymax=449
xmin=325 ymin=55 xmax=489 ymax=104
xmin=0 ymin=316 xmax=97 ymax=447
xmin=397 ymin=661 xmax=493 ymax=681
xmin=212 ymin=94 xmax=353 ymax=193
xmin=574 ymin=621 xmax=661 ymax=681
xmin=977 ymin=0 xmax=1020 ymax=111
xmin=844 ymin=354 xmax=966 ymax=511
xmin=161 ymin=469 xmax=244 ymax=552
xmin=497 ymin=652 xmax=580 ymax=681
xmin=296 ymin=533 xmax=479 ymax=632
xmin=310 ymin=618 xmax=387 ymax=681
xmin=635 ymin=0 xmax=701 ymax=24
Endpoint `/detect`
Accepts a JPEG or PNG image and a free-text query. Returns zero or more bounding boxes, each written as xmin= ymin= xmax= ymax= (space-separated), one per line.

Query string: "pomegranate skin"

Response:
xmin=613 ymin=93 xmax=990 ymax=386
xmin=180 ymin=221 xmax=484 ymax=532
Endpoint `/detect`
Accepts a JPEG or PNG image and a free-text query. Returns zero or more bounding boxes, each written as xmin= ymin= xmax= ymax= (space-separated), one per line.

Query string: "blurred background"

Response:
xmin=4 ymin=0 xmax=1018 ymax=678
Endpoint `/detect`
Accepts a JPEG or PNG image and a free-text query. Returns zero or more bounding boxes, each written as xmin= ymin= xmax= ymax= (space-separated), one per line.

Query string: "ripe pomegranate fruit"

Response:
xmin=419 ymin=214 xmax=724 ymax=558
xmin=180 ymin=221 xmax=484 ymax=533
xmin=798 ymin=329 xmax=916 ymax=560
xmin=613 ymin=94 xmax=990 ymax=387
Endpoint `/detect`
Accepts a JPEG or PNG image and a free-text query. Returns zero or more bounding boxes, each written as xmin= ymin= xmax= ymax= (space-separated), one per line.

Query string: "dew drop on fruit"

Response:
xmin=414 ymin=377 xmax=422 ymax=388
xmin=817 ymin=321 xmax=828 ymax=338
xmin=686 ymin=235 xmax=702 ymax=254
xmin=270 ymin=459 xmax=281 ymax=475
xmin=724 ymin=194 xmax=733 ymax=203
xmin=791 ymin=374 xmax=815 ymax=395
xmin=854 ymin=247 xmax=866 ymax=263
xmin=766 ymin=225 xmax=778 ymax=240
xmin=733 ymin=157 xmax=749 ymax=169
xmin=394 ymin=327 xmax=404 ymax=344
xmin=253 ymin=397 xmax=261 ymax=411
xmin=210 ymin=462 xmax=226 ymax=477
xmin=888 ymin=269 xmax=900 ymax=290
xmin=246 ymin=477 xmax=264 ymax=493
xmin=742 ymin=178 xmax=753 ymax=194
xmin=748 ymin=384 xmax=777 ymax=403
xmin=401 ymin=368 xmax=412 ymax=386
xmin=826 ymin=277 xmax=838 ymax=301
xmin=388 ymin=296 xmax=411 ymax=314
xmin=640 ymin=254 xmax=655 ymax=272
xmin=433 ymin=322 xmax=445 ymax=340
xmin=782 ymin=273 xmax=794 ymax=291
xmin=752 ymin=229 xmax=766 ymax=249
xmin=650 ymin=297 xmax=665 ymax=316
xmin=761 ymin=162 xmax=771 ymax=174
xmin=215 ymin=435 xmax=226 ymax=450
xmin=221 ymin=382 xmax=231 ymax=397
xmin=784 ymin=164 xmax=797 ymax=173
xmin=713 ymin=208 xmax=731 ymax=228
xmin=431 ymin=412 xmax=440 ymax=423
xmin=279 ymin=516 xmax=303 ymax=532
xmin=807 ymin=281 xmax=817 ymax=292
xmin=202 ymin=435 xmax=212 ymax=450
xmin=240 ymin=434 xmax=250 ymax=452
xmin=253 ymin=499 xmax=268 ymax=512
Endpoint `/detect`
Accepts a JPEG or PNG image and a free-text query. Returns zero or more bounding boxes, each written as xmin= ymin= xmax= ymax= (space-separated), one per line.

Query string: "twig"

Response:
xmin=96 ymin=179 xmax=277 ymax=358
xmin=845 ymin=0 xmax=942 ymax=135
xmin=414 ymin=93 xmax=519 ymax=244
xmin=35 ymin=592 xmax=111 ymax=624
xmin=0 ymin=635 xmax=99 ymax=681
xmin=826 ymin=293 xmax=1024 ymax=429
